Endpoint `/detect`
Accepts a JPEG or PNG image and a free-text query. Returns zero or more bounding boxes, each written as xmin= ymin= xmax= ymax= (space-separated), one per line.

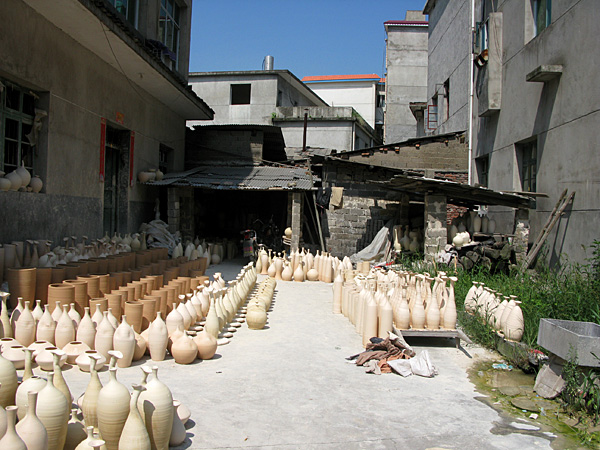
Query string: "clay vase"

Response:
xmin=91 ymin=305 xmax=104 ymax=328
xmin=0 ymin=352 xmax=18 ymax=408
xmin=35 ymin=305 xmax=56 ymax=345
xmin=119 ymin=385 xmax=150 ymax=450
xmin=425 ymin=295 xmax=440 ymax=330
xmin=260 ymin=251 xmax=269 ymax=275
xmin=64 ymin=409 xmax=87 ymax=450
xmin=98 ymin=368 xmax=130 ymax=450
xmin=133 ymin=332 xmax=147 ymax=362
xmin=378 ymin=297 xmax=394 ymax=338
xmin=267 ymin=261 xmax=276 ymax=278
xmin=193 ymin=330 xmax=217 ymax=360
xmin=3 ymin=345 xmax=26 ymax=369
xmin=137 ymin=366 xmax=173 ymax=450
xmin=281 ymin=262 xmax=293 ymax=281
xmin=124 ymin=301 xmax=144 ymax=334
xmin=47 ymin=284 xmax=75 ymax=317
xmin=395 ymin=297 xmax=410 ymax=330
xmin=165 ymin=304 xmax=184 ymax=336
xmin=63 ymin=341 xmax=91 ymax=365
xmin=75 ymin=351 xmax=106 ymax=373
xmin=175 ymin=401 xmax=191 ymax=426
xmin=293 ymin=261 xmax=305 ymax=282
xmin=0 ymin=405 xmax=26 ymax=450
xmin=55 ymin=305 xmax=76 ymax=349
xmin=15 ymin=391 xmax=48 ymax=450
xmin=442 ymin=276 xmax=458 ymax=330
xmin=82 ymin=356 xmax=103 ymax=431
xmin=51 ymin=350 xmax=72 ymax=404
xmin=332 ymin=271 xmax=343 ymax=314
xmin=51 ymin=303 xmax=63 ymax=323
xmin=306 ymin=268 xmax=319 ymax=282
xmin=77 ymin=307 xmax=96 ymax=350
xmin=504 ymin=301 xmax=524 ymax=342
xmin=113 ymin=316 xmax=135 ymax=368
xmin=37 ymin=372 xmax=69 ymax=450
xmin=35 ymin=346 xmax=65 ymax=371
xmin=0 ymin=295 xmax=13 ymax=338
xmin=169 ymin=401 xmax=186 ymax=447
xmin=148 ymin=312 xmax=168 ymax=361
xmin=246 ymin=302 xmax=267 ymax=330
xmin=31 ymin=299 xmax=44 ymax=323
xmin=68 ymin=304 xmax=82 ymax=328
xmin=411 ymin=283 xmax=426 ymax=330
xmin=95 ymin=311 xmax=115 ymax=360
xmin=14 ymin=301 xmax=36 ymax=347
xmin=74 ymin=426 xmax=105 ymax=450
xmin=10 ymin=297 xmax=24 ymax=332
xmin=171 ymin=333 xmax=197 ymax=365
xmin=15 ymin=375 xmax=46 ymax=420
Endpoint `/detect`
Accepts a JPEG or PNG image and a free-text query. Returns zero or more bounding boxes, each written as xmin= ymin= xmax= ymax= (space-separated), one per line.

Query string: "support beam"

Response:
xmin=291 ymin=192 xmax=302 ymax=250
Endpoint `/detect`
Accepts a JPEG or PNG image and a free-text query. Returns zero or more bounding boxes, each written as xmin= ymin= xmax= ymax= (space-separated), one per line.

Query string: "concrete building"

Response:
xmin=423 ymin=0 xmax=472 ymax=137
xmin=301 ymin=74 xmax=382 ymax=130
xmin=423 ymin=0 xmax=599 ymax=267
xmin=0 ymin=0 xmax=212 ymax=243
xmin=384 ymin=11 xmax=429 ymax=143
xmin=188 ymin=70 xmax=380 ymax=158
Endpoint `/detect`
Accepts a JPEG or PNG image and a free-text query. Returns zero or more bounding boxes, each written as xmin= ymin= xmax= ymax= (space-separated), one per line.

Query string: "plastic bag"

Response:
xmin=409 ymin=350 xmax=438 ymax=378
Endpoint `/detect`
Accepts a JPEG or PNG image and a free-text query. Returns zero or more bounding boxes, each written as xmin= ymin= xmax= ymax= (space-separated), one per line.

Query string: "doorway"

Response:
xmin=103 ymin=125 xmax=130 ymax=235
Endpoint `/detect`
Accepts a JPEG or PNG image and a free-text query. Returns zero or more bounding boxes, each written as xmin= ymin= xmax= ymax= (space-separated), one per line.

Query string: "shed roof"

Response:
xmin=316 ymin=155 xmax=532 ymax=209
xmin=145 ymin=165 xmax=316 ymax=191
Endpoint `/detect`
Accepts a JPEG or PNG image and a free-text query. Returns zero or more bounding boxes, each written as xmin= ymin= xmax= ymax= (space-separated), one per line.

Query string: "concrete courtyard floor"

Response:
xmin=54 ymin=259 xmax=562 ymax=449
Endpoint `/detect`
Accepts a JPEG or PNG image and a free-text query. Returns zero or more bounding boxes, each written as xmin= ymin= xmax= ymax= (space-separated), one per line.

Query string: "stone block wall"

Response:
xmin=321 ymin=164 xmax=403 ymax=258
xmin=168 ymin=187 xmax=195 ymax=240
xmin=424 ymin=194 xmax=448 ymax=261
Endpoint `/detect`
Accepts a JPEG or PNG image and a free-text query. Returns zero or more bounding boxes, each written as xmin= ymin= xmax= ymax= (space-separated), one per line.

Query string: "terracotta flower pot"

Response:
xmin=78 ymin=275 xmax=100 ymax=299
xmin=63 ymin=279 xmax=89 ymax=316
xmin=35 ymin=267 xmax=53 ymax=306
xmin=124 ymin=301 xmax=144 ymax=334
xmin=89 ymin=298 xmax=108 ymax=314
xmin=47 ymin=284 xmax=75 ymax=315
xmin=6 ymin=267 xmax=36 ymax=306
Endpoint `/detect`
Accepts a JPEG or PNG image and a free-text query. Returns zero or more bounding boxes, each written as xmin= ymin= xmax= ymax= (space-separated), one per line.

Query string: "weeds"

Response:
xmin=563 ymin=352 xmax=600 ymax=427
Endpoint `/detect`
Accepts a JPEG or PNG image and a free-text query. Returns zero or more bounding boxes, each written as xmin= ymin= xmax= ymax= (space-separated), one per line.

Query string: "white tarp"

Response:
xmin=349 ymin=219 xmax=394 ymax=263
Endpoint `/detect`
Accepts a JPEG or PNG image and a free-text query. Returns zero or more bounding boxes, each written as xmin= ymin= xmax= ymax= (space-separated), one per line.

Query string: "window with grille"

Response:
xmin=0 ymin=79 xmax=36 ymax=174
xmin=159 ymin=0 xmax=180 ymax=64
xmin=159 ymin=144 xmax=172 ymax=174
xmin=533 ymin=0 xmax=551 ymax=36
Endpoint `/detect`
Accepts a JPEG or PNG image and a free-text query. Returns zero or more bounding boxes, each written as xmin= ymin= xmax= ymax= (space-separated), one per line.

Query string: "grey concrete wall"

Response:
xmin=189 ymin=74 xmax=279 ymax=125
xmin=472 ymin=0 xmax=600 ymax=267
xmin=0 ymin=0 xmax=186 ymax=241
xmin=384 ymin=23 xmax=428 ymax=143
xmin=279 ymin=121 xmax=354 ymax=153
xmin=425 ymin=0 xmax=471 ymax=136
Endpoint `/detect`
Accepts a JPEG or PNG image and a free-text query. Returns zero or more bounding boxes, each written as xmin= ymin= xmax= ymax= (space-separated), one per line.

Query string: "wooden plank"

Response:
xmin=521 ymin=190 xmax=574 ymax=271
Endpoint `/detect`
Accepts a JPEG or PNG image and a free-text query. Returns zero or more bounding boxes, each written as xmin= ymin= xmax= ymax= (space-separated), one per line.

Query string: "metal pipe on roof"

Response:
xmin=302 ymin=109 xmax=308 ymax=152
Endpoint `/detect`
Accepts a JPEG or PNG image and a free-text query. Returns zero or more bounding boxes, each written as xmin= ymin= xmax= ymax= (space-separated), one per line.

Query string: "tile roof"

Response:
xmin=146 ymin=165 xmax=316 ymax=191
xmin=302 ymin=74 xmax=382 ymax=82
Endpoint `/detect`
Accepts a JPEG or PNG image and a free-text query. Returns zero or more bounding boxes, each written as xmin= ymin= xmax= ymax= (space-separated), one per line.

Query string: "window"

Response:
xmin=476 ymin=155 xmax=489 ymax=187
xmin=518 ymin=140 xmax=537 ymax=192
xmin=377 ymin=93 xmax=386 ymax=108
xmin=159 ymin=0 xmax=180 ymax=63
xmin=110 ymin=0 xmax=138 ymax=27
xmin=231 ymin=84 xmax=251 ymax=105
xmin=0 ymin=79 xmax=35 ymax=174
xmin=533 ymin=0 xmax=551 ymax=36
xmin=475 ymin=19 xmax=489 ymax=53
xmin=159 ymin=144 xmax=172 ymax=174
xmin=427 ymin=95 xmax=438 ymax=131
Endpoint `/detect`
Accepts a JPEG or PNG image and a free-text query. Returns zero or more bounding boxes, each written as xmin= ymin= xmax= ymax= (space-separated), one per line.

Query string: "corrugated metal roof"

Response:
xmin=146 ymin=165 xmax=316 ymax=191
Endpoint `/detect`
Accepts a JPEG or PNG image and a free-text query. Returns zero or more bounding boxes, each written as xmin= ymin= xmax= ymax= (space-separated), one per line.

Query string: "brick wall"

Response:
xmin=168 ymin=187 xmax=195 ymax=241
xmin=435 ymin=171 xmax=469 ymax=225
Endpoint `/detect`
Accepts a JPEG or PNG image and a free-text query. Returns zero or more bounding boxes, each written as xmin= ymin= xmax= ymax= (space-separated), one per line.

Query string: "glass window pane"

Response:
xmin=5 ymin=118 xmax=19 ymax=140
xmin=4 ymin=139 xmax=19 ymax=168
xmin=167 ymin=0 xmax=173 ymax=17
xmin=6 ymin=86 xmax=21 ymax=111
xmin=23 ymin=93 xmax=35 ymax=116
xmin=174 ymin=3 xmax=180 ymax=24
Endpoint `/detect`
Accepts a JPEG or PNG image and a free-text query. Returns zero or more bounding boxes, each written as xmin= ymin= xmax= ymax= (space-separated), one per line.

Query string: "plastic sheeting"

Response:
xmin=349 ymin=219 xmax=394 ymax=264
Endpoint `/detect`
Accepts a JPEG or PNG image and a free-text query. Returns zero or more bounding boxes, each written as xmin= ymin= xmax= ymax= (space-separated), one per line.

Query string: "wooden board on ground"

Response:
xmin=395 ymin=328 xmax=461 ymax=348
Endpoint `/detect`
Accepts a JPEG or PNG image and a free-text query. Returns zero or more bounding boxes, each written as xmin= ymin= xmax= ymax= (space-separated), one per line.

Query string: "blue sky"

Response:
xmin=189 ymin=0 xmax=427 ymax=79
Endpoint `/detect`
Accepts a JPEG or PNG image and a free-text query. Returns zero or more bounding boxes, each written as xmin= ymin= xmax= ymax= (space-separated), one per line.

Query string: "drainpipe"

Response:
xmin=302 ymin=109 xmax=308 ymax=152
xmin=468 ymin=0 xmax=476 ymax=185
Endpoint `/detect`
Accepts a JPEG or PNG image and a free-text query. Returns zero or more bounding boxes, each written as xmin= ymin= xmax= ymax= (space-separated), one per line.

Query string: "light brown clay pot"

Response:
xmin=193 ymin=330 xmax=217 ymax=360
xmin=76 ymin=350 xmax=107 ymax=372
xmin=113 ymin=316 xmax=135 ymax=368
xmin=119 ymin=385 xmax=150 ymax=450
xmin=148 ymin=312 xmax=168 ymax=362
xmin=63 ymin=341 xmax=91 ymax=365
xmin=35 ymin=267 xmax=52 ymax=306
xmin=137 ymin=366 xmax=173 ymax=450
